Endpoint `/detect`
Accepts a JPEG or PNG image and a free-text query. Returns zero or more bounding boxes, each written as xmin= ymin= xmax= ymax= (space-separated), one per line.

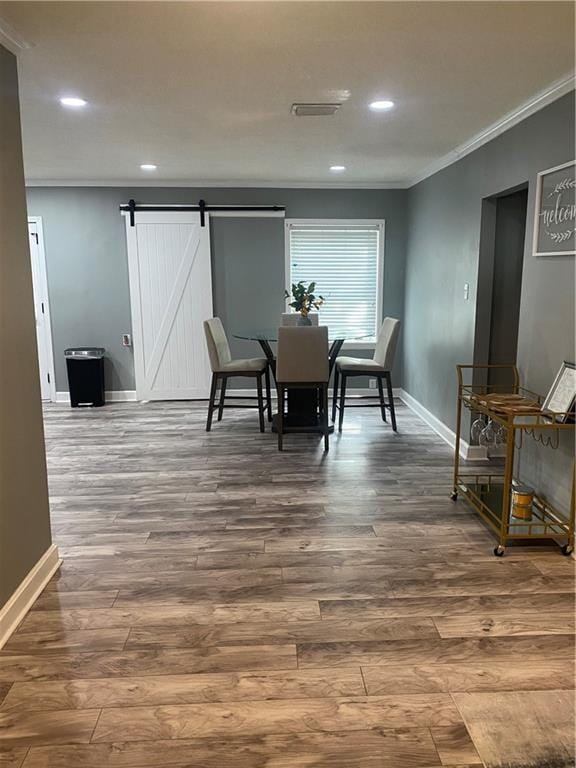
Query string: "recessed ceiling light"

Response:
xmin=140 ymin=164 xmax=157 ymax=171
xmin=369 ymin=100 xmax=395 ymax=111
xmin=330 ymin=165 xmax=346 ymax=173
xmin=59 ymin=96 xmax=87 ymax=108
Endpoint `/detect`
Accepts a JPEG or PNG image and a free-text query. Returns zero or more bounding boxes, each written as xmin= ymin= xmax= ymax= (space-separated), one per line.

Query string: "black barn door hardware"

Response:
xmin=121 ymin=200 xmax=285 ymax=227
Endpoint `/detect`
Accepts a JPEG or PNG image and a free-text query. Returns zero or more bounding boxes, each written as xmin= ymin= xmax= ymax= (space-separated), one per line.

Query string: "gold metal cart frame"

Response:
xmin=452 ymin=364 xmax=575 ymax=556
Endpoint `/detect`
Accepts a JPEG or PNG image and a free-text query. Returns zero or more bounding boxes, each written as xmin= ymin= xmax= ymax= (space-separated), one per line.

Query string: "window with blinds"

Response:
xmin=287 ymin=222 xmax=383 ymax=340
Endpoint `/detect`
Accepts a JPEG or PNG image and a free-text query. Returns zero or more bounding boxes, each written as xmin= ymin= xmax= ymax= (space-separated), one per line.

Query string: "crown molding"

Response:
xmin=0 ymin=16 xmax=33 ymax=54
xmin=407 ymin=71 xmax=576 ymax=187
xmin=25 ymin=178 xmax=406 ymax=189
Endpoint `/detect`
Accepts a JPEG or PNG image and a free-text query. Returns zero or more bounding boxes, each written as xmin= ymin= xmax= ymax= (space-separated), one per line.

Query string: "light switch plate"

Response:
xmin=122 ymin=334 xmax=132 ymax=347
xmin=464 ymin=283 xmax=470 ymax=300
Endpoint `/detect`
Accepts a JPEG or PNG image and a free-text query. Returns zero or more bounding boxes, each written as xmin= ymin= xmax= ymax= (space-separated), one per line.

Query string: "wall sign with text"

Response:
xmin=532 ymin=160 xmax=575 ymax=256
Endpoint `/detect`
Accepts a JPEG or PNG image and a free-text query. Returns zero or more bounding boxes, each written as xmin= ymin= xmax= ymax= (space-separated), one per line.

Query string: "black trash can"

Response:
xmin=64 ymin=348 xmax=106 ymax=407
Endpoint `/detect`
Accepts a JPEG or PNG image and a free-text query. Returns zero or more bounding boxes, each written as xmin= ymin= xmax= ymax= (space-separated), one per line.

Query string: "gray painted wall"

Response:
xmin=26 ymin=187 xmax=408 ymax=391
xmin=0 ymin=45 xmax=52 ymax=608
xmin=404 ymin=91 xmax=575 ymax=510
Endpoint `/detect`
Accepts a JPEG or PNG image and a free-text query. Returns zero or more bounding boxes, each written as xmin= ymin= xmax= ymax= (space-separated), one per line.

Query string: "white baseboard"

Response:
xmin=55 ymin=390 xmax=137 ymax=404
xmin=398 ymin=388 xmax=487 ymax=462
xmin=105 ymin=390 xmax=137 ymax=402
xmin=0 ymin=543 xmax=61 ymax=649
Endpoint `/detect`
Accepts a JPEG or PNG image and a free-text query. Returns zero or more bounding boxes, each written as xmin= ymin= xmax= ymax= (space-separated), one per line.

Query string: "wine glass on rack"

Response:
xmin=470 ymin=414 xmax=486 ymax=445
xmin=479 ymin=419 xmax=497 ymax=448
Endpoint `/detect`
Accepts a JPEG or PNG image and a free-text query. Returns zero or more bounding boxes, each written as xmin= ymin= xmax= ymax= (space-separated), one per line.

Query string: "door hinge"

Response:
xmin=47 ymin=373 xmax=50 ymax=383
xmin=41 ymin=302 xmax=45 ymax=314
xmin=33 ymin=232 xmax=38 ymax=244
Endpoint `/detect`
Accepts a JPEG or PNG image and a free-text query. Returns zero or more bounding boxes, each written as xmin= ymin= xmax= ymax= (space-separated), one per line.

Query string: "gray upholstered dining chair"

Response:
xmin=276 ymin=326 xmax=330 ymax=451
xmin=203 ymin=317 xmax=272 ymax=432
xmin=281 ymin=313 xmax=319 ymax=326
xmin=333 ymin=317 xmax=401 ymax=432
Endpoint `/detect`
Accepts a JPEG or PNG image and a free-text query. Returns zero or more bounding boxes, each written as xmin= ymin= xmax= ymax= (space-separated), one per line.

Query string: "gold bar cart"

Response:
xmin=452 ymin=364 xmax=575 ymax=557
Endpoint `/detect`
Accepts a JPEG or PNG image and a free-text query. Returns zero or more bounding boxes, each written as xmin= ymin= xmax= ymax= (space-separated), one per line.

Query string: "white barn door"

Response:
xmin=125 ymin=211 xmax=213 ymax=400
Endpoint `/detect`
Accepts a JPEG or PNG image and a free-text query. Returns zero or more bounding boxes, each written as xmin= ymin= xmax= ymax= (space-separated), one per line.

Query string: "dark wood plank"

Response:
xmin=91 ymin=694 xmax=463 ymax=742
xmin=148 ymin=525 xmax=377 ymax=543
xmin=1 ymin=668 xmax=364 ymax=713
xmin=282 ymin=561 xmax=541 ymax=584
xmin=29 ymin=591 xmax=118 ymax=611
xmin=59 ymin=539 xmax=267 ymax=557
xmin=113 ymin=580 xmax=401 ymax=605
xmin=0 ymin=710 xmax=99 ymax=747
xmin=20 ymin=729 xmax=442 ymax=768
xmin=17 ymin=601 xmax=321 ymax=633
xmin=0 ymin=645 xmax=296 ymax=683
xmin=124 ymin=617 xmax=438 ymax=648
xmin=297 ymin=635 xmax=575 ymax=668
xmin=194 ymin=548 xmax=485 ymax=570
xmin=2 ymin=629 xmax=130 ymax=654
xmin=362 ymin=659 xmax=575 ymax=695
xmin=434 ymin=612 xmax=576 ymax=638
xmin=264 ymin=536 xmax=469 ymax=553
xmin=43 ymin=566 xmax=284 ymax=592
xmin=319 ymin=592 xmax=576 ymax=620
xmin=54 ymin=533 xmax=150 ymax=547
xmin=59 ymin=554 xmax=200 ymax=574
xmin=390 ymin=574 xmax=572 ymax=598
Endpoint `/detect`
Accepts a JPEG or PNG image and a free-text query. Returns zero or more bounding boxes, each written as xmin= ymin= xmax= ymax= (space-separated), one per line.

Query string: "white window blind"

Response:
xmin=287 ymin=222 xmax=382 ymax=340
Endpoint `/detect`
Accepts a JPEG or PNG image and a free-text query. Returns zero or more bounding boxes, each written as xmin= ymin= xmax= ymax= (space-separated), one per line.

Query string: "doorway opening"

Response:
xmin=474 ymin=185 xmax=529 ymax=389
xmin=28 ymin=217 xmax=56 ymax=402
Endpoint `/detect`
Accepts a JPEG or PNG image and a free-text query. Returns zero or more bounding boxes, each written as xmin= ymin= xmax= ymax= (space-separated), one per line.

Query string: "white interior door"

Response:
xmin=28 ymin=219 xmax=55 ymax=402
xmin=125 ymin=211 xmax=213 ymax=400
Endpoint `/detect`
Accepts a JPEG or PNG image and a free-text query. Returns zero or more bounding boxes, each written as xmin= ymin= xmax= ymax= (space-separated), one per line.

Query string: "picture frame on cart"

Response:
xmin=542 ymin=361 xmax=576 ymax=423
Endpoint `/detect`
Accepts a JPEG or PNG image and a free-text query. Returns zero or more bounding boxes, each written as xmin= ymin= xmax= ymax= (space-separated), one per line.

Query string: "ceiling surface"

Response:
xmin=1 ymin=1 xmax=574 ymax=185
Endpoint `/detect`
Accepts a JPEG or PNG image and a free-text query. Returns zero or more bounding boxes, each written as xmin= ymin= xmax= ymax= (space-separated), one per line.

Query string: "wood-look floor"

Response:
xmin=1 ymin=400 xmax=574 ymax=768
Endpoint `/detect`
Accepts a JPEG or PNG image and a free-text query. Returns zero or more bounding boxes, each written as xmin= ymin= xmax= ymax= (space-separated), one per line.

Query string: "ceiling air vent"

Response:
xmin=291 ymin=103 xmax=341 ymax=117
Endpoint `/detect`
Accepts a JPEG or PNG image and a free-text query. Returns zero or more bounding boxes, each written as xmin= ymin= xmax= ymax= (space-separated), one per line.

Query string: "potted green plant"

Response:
xmin=285 ymin=281 xmax=325 ymax=325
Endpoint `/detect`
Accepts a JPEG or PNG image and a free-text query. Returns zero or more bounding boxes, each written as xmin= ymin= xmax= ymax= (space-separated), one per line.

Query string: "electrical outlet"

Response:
xmin=369 ymin=379 xmax=377 ymax=389
xmin=122 ymin=334 xmax=132 ymax=347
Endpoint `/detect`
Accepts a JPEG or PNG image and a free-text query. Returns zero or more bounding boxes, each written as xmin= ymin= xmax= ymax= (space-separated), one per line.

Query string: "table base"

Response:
xmin=271 ymin=387 xmax=333 ymax=434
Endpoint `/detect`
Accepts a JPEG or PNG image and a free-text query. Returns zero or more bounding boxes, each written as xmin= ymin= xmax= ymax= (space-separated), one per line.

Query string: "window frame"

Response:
xmin=284 ymin=218 xmax=385 ymax=349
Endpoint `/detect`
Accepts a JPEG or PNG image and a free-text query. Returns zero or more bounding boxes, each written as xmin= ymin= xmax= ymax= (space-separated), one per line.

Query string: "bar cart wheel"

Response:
xmin=450 ymin=490 xmax=458 ymax=501
xmin=493 ymin=545 xmax=505 ymax=557
xmin=561 ymin=544 xmax=573 ymax=556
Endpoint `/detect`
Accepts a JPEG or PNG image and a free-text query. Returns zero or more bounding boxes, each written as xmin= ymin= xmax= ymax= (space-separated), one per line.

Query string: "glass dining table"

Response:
xmin=233 ymin=328 xmax=372 ymax=433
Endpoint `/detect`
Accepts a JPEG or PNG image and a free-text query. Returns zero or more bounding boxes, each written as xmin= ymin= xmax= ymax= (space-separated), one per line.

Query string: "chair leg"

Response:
xmin=338 ymin=373 xmax=347 ymax=432
xmin=206 ymin=373 xmax=218 ymax=432
xmin=264 ymin=366 xmax=272 ymax=422
xmin=332 ymin=366 xmax=339 ymax=422
xmin=385 ymin=372 xmax=397 ymax=432
xmin=256 ymin=373 xmax=265 ymax=433
xmin=377 ymin=377 xmax=387 ymax=422
xmin=322 ymin=384 xmax=329 ymax=452
xmin=277 ymin=385 xmax=284 ymax=451
xmin=217 ymin=375 xmax=227 ymax=421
